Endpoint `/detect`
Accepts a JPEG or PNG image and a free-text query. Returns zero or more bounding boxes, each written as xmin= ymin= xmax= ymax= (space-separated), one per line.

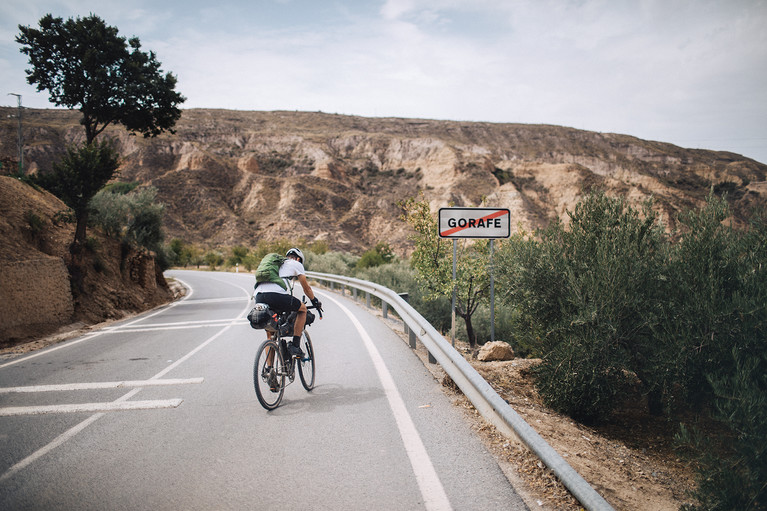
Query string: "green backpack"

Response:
xmin=255 ymin=253 xmax=287 ymax=290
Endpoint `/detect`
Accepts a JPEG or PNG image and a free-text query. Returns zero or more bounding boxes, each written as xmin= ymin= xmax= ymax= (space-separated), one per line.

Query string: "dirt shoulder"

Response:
xmin=372 ymin=309 xmax=698 ymax=511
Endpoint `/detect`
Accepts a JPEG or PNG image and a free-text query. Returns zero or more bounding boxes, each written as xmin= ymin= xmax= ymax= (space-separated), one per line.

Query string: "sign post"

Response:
xmin=438 ymin=208 xmax=511 ymax=345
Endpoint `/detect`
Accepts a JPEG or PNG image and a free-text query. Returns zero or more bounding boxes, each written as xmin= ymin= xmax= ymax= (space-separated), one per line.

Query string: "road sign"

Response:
xmin=438 ymin=208 xmax=511 ymax=239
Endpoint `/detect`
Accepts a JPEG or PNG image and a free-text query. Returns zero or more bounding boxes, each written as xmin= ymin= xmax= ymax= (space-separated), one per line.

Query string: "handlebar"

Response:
xmin=307 ymin=304 xmax=323 ymax=319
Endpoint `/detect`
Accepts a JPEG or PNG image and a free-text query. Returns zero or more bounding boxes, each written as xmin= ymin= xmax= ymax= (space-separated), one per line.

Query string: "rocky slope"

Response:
xmin=0 ymin=176 xmax=172 ymax=345
xmin=2 ymin=108 xmax=766 ymax=254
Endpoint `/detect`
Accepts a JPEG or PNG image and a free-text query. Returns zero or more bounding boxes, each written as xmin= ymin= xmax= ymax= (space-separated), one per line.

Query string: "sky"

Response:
xmin=2 ymin=0 xmax=766 ymax=164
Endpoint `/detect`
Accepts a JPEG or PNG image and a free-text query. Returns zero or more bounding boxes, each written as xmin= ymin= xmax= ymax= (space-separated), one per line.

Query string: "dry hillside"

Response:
xmin=0 ymin=176 xmax=172 ymax=345
xmin=2 ymin=108 xmax=765 ymax=254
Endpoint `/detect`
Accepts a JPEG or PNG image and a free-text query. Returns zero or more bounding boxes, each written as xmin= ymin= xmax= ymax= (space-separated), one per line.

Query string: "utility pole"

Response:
xmin=8 ymin=93 xmax=23 ymax=175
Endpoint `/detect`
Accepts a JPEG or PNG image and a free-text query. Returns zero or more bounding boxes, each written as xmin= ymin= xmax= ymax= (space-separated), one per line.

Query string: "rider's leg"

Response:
xmin=293 ymin=302 xmax=307 ymax=337
xmin=288 ymin=302 xmax=307 ymax=357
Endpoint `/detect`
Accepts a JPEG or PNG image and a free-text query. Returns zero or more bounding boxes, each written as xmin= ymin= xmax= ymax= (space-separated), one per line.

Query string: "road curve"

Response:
xmin=0 ymin=270 xmax=527 ymax=510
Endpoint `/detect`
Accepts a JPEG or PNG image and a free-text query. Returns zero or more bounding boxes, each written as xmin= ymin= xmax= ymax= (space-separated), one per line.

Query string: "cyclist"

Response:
xmin=254 ymin=248 xmax=322 ymax=359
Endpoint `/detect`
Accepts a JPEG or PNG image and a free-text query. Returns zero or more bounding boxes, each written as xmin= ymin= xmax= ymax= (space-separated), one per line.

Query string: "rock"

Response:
xmin=477 ymin=341 xmax=515 ymax=361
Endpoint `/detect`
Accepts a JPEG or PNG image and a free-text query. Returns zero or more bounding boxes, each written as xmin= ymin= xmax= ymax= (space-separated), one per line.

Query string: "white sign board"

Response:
xmin=438 ymin=207 xmax=511 ymax=239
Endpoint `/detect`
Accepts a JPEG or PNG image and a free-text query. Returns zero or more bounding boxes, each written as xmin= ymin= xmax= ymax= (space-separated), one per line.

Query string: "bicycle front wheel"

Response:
xmin=254 ymin=339 xmax=285 ymax=410
xmin=298 ymin=331 xmax=315 ymax=391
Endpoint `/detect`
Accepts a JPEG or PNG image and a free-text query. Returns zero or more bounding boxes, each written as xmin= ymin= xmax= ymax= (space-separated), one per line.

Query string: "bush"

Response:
xmin=495 ymin=190 xmax=767 ymax=504
xmin=90 ymin=185 xmax=165 ymax=257
xmin=671 ymin=204 xmax=767 ymax=510
xmin=305 ymin=251 xmax=358 ymax=275
xmin=496 ymin=191 xmax=668 ymax=422
xmin=356 ymin=242 xmax=395 ymax=269
xmin=659 ymin=194 xmax=765 ymax=407
xmin=678 ymin=347 xmax=767 ymax=511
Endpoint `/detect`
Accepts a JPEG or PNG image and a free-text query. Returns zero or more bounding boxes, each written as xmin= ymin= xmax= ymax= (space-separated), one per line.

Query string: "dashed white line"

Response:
xmin=0 ymin=377 xmax=204 ymax=394
xmin=0 ymin=399 xmax=184 ymax=416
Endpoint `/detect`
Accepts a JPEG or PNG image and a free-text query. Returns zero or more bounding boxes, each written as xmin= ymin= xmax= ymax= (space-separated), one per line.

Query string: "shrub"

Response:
xmin=305 ymin=250 xmax=358 ymax=275
xmin=204 ymin=251 xmax=223 ymax=269
xmin=25 ymin=210 xmax=46 ymax=234
xmin=678 ymin=348 xmax=767 ymax=511
xmin=90 ymin=185 xmax=165 ymax=258
xmin=496 ymin=191 xmax=668 ymax=422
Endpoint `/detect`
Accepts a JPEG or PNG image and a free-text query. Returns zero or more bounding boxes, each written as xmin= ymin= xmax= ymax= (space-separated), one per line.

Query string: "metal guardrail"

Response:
xmin=307 ymin=271 xmax=615 ymax=511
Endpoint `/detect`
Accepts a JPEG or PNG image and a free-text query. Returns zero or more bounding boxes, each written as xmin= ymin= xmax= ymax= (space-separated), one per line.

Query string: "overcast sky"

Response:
xmin=2 ymin=0 xmax=766 ymax=164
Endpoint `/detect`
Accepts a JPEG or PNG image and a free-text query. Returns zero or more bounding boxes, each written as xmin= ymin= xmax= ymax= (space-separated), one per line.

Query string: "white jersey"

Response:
xmin=255 ymin=258 xmax=305 ymax=295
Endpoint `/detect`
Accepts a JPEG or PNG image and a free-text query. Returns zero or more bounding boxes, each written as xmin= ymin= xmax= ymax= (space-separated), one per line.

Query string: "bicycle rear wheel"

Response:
xmin=254 ymin=339 xmax=285 ymax=410
xmin=298 ymin=331 xmax=315 ymax=391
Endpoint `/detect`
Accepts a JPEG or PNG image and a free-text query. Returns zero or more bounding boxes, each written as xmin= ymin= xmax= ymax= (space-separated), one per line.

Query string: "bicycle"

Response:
xmin=250 ymin=303 xmax=322 ymax=410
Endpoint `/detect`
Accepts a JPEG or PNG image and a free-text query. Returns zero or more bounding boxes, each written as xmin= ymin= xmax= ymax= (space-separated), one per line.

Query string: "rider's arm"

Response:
xmin=296 ymin=274 xmax=315 ymax=301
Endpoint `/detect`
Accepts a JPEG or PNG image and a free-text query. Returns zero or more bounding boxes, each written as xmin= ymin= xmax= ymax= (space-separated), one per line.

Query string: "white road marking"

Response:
xmin=101 ymin=320 xmax=247 ymax=334
xmin=0 ymin=377 xmax=204 ymax=394
xmin=0 ymin=399 xmax=184 ymax=416
xmin=114 ymin=318 xmax=247 ymax=330
xmin=319 ymin=291 xmax=453 ymax=511
xmin=171 ymin=297 xmax=245 ymax=305
xmin=0 ymin=278 xmax=255 ymax=483
xmin=0 ymin=277 xmax=196 ymax=370
xmin=0 ymin=388 xmax=142 ymax=482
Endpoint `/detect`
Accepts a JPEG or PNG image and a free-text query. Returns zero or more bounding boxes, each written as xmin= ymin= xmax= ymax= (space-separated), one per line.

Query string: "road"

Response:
xmin=0 ymin=270 xmax=527 ymax=510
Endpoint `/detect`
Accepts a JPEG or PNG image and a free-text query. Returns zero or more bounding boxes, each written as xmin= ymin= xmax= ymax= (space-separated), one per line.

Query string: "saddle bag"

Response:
xmin=248 ymin=303 xmax=278 ymax=332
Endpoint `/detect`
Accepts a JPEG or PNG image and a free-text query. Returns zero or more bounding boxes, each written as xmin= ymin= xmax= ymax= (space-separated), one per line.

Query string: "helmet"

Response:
xmin=286 ymin=247 xmax=304 ymax=263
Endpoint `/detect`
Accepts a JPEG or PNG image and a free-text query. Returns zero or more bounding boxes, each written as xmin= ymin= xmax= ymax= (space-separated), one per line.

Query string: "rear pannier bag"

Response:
xmin=248 ymin=303 xmax=278 ymax=332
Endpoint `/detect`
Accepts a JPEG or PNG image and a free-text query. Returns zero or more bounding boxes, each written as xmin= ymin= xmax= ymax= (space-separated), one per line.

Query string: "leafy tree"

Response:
xmin=17 ymin=13 xmax=184 ymax=255
xmin=17 ymin=14 xmax=185 ymax=144
xmin=204 ymin=251 xmax=224 ymax=270
xmin=401 ymin=194 xmax=490 ymax=346
xmin=357 ymin=242 xmax=395 ymax=269
xmin=227 ymin=245 xmax=250 ymax=267
xmin=36 ymin=140 xmax=120 ymax=253
xmin=168 ymin=239 xmax=192 ymax=267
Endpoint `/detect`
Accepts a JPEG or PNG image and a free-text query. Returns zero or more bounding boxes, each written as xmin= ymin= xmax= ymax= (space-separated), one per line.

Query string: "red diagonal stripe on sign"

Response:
xmin=440 ymin=210 xmax=509 ymax=237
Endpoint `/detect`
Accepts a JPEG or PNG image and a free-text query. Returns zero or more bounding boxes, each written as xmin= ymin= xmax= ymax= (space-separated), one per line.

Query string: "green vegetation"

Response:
xmin=18 ymin=13 xmax=184 ymax=284
xmin=401 ymin=193 xmax=492 ymax=346
xmin=493 ymin=190 xmax=766 ymax=510
xmin=89 ymin=184 xmax=167 ymax=266
xmin=356 ymin=242 xmax=394 ymax=269
xmin=17 ymin=14 xmax=184 ymax=144
xmin=35 ymin=140 xmax=121 ymax=253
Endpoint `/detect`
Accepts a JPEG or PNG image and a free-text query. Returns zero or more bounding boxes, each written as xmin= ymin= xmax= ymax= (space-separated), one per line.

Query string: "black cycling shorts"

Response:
xmin=255 ymin=292 xmax=302 ymax=314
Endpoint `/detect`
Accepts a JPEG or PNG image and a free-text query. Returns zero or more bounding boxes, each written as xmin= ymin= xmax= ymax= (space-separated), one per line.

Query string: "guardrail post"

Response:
xmin=366 ymin=292 xmax=370 ymax=308
xmin=399 ymin=293 xmax=417 ymax=349
xmin=382 ymin=302 xmax=388 ymax=319
xmin=353 ymin=288 xmax=358 ymax=301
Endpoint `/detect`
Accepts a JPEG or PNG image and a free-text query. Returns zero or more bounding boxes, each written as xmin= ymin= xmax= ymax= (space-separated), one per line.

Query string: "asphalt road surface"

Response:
xmin=0 ymin=270 xmax=527 ymax=510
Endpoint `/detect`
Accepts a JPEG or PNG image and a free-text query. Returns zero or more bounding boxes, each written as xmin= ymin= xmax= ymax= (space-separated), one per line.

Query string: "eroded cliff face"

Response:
xmin=2 ymin=108 xmax=765 ymax=254
xmin=0 ymin=176 xmax=172 ymax=344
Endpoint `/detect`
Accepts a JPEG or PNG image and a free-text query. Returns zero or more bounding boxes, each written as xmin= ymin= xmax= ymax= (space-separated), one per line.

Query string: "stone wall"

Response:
xmin=0 ymin=256 xmax=73 ymax=343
